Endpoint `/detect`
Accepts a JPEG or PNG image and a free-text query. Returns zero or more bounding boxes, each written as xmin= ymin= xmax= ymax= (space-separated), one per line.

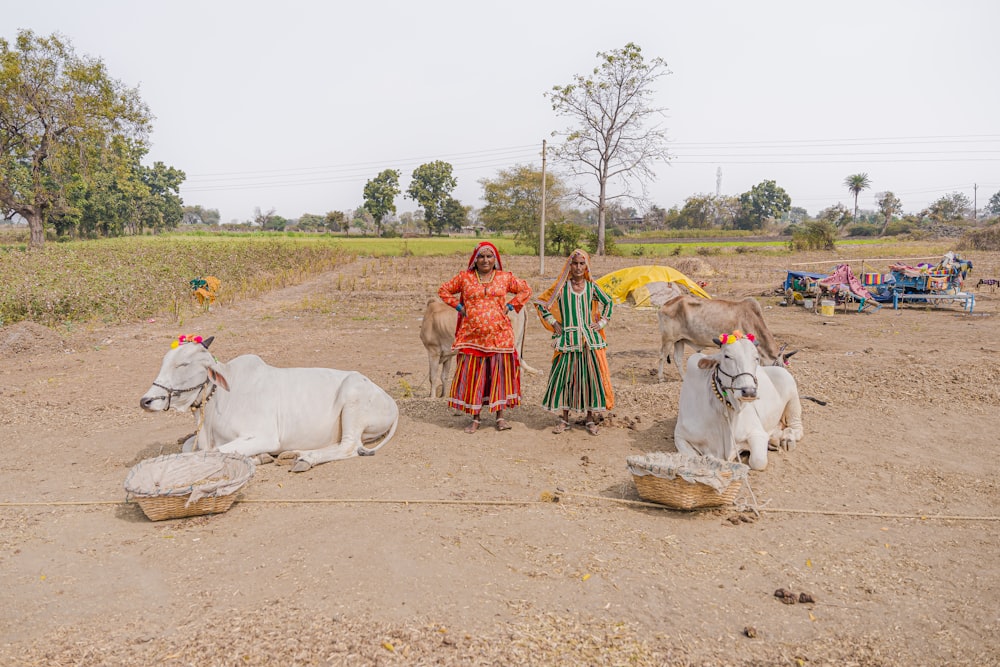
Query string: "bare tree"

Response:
xmin=546 ymin=43 xmax=671 ymax=255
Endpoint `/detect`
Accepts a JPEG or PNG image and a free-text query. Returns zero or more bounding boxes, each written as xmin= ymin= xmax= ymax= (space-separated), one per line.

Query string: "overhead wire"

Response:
xmin=178 ymin=134 xmax=998 ymax=206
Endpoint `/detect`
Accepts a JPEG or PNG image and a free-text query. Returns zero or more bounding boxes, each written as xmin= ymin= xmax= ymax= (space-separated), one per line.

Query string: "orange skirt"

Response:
xmin=447 ymin=350 xmax=521 ymax=414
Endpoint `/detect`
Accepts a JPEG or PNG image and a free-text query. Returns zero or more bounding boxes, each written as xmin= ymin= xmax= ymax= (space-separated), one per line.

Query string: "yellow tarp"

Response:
xmin=596 ymin=265 xmax=710 ymax=309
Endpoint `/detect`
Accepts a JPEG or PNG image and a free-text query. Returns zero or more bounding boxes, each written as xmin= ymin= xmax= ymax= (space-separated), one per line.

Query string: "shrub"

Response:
xmin=883 ymin=220 xmax=915 ymax=236
xmin=789 ymin=220 xmax=837 ymax=250
xmin=846 ymin=223 xmax=880 ymax=237
xmin=958 ymin=222 xmax=1000 ymax=251
xmin=586 ymin=231 xmax=619 ymax=256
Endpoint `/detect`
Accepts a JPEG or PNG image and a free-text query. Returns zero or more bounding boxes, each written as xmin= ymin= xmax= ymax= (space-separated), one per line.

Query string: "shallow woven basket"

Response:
xmin=124 ymin=451 xmax=255 ymax=521
xmin=627 ymin=452 xmax=748 ymax=510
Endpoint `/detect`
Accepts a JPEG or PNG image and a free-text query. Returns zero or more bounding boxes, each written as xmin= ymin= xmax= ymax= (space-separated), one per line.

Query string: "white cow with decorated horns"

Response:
xmin=139 ymin=335 xmax=399 ymax=472
xmin=673 ymin=330 xmax=805 ymax=471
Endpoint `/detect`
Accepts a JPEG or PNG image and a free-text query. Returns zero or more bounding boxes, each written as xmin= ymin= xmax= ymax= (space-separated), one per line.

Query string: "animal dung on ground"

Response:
xmin=774 ymin=588 xmax=798 ymax=604
xmin=773 ymin=588 xmax=816 ymax=605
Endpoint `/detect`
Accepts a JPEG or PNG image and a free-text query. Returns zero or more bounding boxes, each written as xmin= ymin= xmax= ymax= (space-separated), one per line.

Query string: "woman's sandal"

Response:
xmin=585 ymin=421 xmax=599 ymax=436
xmin=552 ymin=419 xmax=571 ymax=434
xmin=464 ymin=418 xmax=480 ymax=434
xmin=495 ymin=418 xmax=512 ymax=431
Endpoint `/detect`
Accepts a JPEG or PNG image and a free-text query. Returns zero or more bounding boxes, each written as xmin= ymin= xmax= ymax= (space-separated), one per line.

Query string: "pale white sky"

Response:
xmin=6 ymin=0 xmax=999 ymax=223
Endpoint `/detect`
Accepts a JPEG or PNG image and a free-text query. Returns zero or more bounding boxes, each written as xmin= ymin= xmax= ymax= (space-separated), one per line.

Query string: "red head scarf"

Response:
xmin=466 ymin=241 xmax=503 ymax=272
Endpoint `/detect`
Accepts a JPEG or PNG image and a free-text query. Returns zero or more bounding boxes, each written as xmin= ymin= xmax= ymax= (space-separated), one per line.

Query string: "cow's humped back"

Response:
xmin=419 ymin=300 xmax=458 ymax=351
xmin=659 ymin=295 xmax=780 ymax=362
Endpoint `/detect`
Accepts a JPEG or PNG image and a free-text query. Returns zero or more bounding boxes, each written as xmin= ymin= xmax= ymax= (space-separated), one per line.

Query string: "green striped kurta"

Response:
xmin=535 ymin=281 xmax=615 ymax=414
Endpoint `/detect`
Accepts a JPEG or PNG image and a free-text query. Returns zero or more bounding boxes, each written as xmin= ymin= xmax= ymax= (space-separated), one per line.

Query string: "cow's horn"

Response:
xmin=201 ymin=336 xmax=214 ymax=349
xmin=782 ymin=349 xmax=799 ymax=362
xmin=712 ymin=337 xmax=723 ymax=347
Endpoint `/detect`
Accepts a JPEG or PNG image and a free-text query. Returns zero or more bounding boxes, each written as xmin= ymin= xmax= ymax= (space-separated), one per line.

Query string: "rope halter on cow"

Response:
xmin=150 ymin=379 xmax=212 ymax=412
xmin=711 ymin=330 xmax=760 ymax=410
xmin=150 ymin=334 xmax=216 ymax=412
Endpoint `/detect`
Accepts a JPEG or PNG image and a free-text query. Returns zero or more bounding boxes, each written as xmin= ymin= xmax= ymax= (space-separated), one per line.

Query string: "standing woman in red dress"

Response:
xmin=437 ymin=241 xmax=532 ymax=433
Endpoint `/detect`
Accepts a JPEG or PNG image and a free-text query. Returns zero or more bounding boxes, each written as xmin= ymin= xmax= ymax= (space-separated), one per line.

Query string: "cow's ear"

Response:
xmin=697 ymin=357 xmax=719 ymax=370
xmin=201 ymin=336 xmax=214 ymax=349
xmin=207 ymin=366 xmax=230 ymax=391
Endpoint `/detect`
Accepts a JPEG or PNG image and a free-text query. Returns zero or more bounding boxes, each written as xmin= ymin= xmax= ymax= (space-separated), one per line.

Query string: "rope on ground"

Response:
xmin=1 ymin=495 xmax=998 ymax=522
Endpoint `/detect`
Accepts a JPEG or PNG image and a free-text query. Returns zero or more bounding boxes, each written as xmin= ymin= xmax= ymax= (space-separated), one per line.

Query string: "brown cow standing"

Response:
xmin=657 ymin=295 xmax=794 ymax=381
xmin=420 ymin=299 xmax=538 ymax=398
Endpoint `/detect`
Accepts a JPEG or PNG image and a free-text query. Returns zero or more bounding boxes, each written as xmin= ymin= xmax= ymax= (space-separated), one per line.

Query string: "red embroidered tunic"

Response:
xmin=438 ymin=270 xmax=532 ymax=354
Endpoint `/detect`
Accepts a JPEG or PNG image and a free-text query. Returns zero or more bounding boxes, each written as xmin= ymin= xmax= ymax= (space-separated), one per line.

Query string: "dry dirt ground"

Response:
xmin=1 ymin=249 xmax=998 ymax=666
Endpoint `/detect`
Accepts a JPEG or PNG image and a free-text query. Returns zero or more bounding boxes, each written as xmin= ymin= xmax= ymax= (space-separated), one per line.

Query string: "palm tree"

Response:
xmin=844 ymin=173 xmax=871 ymax=223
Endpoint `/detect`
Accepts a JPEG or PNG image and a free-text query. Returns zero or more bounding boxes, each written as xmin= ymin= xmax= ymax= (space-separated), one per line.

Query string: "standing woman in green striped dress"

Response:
xmin=534 ymin=249 xmax=615 ymax=435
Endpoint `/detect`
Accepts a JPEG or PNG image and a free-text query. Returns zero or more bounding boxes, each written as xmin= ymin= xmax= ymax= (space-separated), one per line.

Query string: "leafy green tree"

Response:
xmin=875 ymin=191 xmax=902 ymax=235
xmin=183 ymin=205 xmax=220 ymax=225
xmin=253 ymin=207 xmax=279 ymax=229
xmin=546 ymin=221 xmax=586 ymax=256
xmin=736 ymin=180 xmax=791 ymax=230
xmin=785 ymin=206 xmax=809 ymax=225
xmin=324 ymin=210 xmax=347 ymax=234
xmin=136 ymin=161 xmax=185 ymax=233
xmin=0 ymin=30 xmax=152 ymax=247
xmin=479 ymin=164 xmax=567 ymax=252
xmin=818 ymin=203 xmax=852 ymax=228
xmin=362 ymin=168 xmax=401 ymax=237
xmin=844 ymin=173 xmax=871 ymax=223
xmin=439 ymin=197 xmax=469 ymax=233
xmin=676 ymin=194 xmax=738 ymax=229
xmin=296 ymin=213 xmax=325 ymax=231
xmin=922 ymin=192 xmax=971 ymax=222
xmin=643 ymin=205 xmax=666 ymax=229
xmin=546 ymin=42 xmax=671 ymax=255
xmin=352 ymin=206 xmax=373 ymax=236
xmin=405 ymin=161 xmax=457 ymax=235
xmin=984 ymin=190 xmax=1000 ymax=217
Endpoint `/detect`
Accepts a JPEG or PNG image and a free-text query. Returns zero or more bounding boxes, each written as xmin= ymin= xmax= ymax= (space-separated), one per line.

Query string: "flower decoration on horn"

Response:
xmin=171 ymin=334 xmax=204 ymax=349
xmin=718 ymin=330 xmax=755 ymax=345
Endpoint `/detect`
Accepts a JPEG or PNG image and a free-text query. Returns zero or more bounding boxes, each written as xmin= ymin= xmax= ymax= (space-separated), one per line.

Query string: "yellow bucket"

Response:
xmin=819 ymin=299 xmax=835 ymax=316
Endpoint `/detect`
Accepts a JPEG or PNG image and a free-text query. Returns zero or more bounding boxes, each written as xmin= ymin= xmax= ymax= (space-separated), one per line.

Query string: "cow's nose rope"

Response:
xmin=713 ymin=366 xmax=758 ymax=407
xmin=151 ymin=380 xmax=209 ymax=411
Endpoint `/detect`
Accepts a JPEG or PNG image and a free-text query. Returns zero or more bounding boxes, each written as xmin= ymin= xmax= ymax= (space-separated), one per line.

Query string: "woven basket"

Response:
xmin=124 ymin=451 xmax=255 ymax=521
xmin=627 ymin=452 xmax=748 ymax=510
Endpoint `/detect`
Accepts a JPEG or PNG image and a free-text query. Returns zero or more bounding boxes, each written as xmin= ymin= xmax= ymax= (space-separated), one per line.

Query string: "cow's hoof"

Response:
xmin=357 ymin=446 xmax=375 ymax=457
xmin=253 ymin=453 xmax=275 ymax=465
xmin=275 ymin=451 xmax=298 ymax=466
xmin=290 ymin=459 xmax=313 ymax=473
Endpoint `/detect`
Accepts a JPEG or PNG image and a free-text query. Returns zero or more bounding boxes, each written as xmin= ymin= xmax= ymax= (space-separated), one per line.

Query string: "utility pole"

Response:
xmin=974 ymin=183 xmax=978 ymax=222
xmin=540 ymin=139 xmax=547 ymax=276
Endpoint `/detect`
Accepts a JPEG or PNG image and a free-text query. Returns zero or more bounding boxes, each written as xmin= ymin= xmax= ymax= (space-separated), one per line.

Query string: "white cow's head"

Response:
xmin=139 ymin=336 xmax=228 ymax=412
xmin=698 ymin=333 xmax=760 ymax=410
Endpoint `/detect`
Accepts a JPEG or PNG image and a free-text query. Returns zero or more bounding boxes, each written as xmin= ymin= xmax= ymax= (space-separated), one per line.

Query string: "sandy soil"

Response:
xmin=1 ymin=248 xmax=998 ymax=666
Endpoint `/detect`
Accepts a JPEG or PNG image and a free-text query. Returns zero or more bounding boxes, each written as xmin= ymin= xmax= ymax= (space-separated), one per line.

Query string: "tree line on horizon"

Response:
xmin=3 ymin=31 xmax=999 ymax=252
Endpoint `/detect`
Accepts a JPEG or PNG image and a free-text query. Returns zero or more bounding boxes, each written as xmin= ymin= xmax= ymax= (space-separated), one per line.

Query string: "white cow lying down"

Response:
xmin=674 ymin=334 xmax=804 ymax=471
xmin=139 ymin=337 xmax=399 ymax=472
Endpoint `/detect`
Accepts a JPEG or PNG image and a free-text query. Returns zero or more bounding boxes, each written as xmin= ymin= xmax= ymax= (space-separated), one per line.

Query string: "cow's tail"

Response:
xmin=520 ymin=359 xmax=540 ymax=375
xmin=802 ymin=396 xmax=827 ymax=406
xmin=357 ymin=404 xmax=400 ymax=456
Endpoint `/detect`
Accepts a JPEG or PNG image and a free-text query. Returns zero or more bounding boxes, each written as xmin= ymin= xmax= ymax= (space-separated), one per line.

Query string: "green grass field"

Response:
xmin=0 ymin=232 xmax=961 ymax=328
